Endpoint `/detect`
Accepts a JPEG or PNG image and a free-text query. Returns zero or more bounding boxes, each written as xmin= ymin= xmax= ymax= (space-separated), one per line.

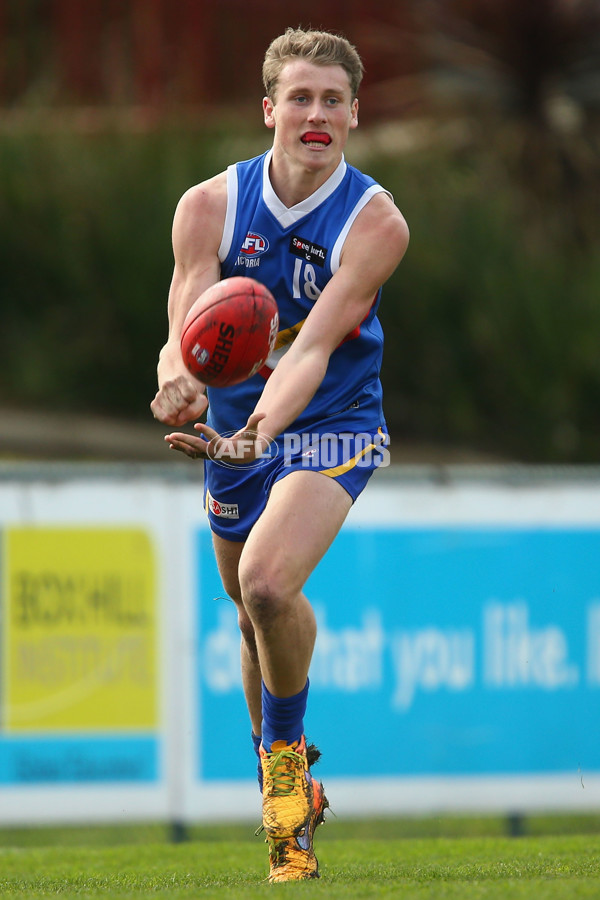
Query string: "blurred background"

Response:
xmin=2 ymin=0 xmax=600 ymax=464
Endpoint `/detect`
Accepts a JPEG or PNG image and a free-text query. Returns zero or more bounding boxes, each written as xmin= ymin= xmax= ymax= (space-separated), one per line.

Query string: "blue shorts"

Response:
xmin=203 ymin=425 xmax=389 ymax=542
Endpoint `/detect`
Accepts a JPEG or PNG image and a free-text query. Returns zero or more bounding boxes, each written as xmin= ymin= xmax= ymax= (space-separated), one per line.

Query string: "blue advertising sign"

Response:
xmin=0 ymin=735 xmax=158 ymax=784
xmin=197 ymin=527 xmax=600 ymax=782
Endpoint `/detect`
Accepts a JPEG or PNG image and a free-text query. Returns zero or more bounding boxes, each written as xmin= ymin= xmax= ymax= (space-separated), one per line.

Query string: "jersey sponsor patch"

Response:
xmin=289 ymin=235 xmax=328 ymax=267
xmin=206 ymin=488 xmax=239 ymax=519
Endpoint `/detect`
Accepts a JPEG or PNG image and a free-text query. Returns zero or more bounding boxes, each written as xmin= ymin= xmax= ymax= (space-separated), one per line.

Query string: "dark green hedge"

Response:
xmin=1 ymin=121 xmax=598 ymax=462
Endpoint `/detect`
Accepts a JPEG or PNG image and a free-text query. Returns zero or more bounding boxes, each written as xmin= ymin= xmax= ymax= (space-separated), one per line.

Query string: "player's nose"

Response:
xmin=307 ymin=101 xmax=327 ymax=122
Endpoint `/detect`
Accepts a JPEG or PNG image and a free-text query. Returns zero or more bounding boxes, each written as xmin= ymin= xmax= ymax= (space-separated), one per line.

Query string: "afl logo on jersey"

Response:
xmin=240 ymin=232 xmax=269 ymax=256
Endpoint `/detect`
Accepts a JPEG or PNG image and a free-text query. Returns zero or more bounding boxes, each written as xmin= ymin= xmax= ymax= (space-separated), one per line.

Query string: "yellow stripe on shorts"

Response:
xmin=321 ymin=427 xmax=387 ymax=478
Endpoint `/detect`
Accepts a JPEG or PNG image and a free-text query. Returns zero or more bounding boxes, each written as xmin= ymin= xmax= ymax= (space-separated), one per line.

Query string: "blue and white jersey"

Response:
xmin=207 ymin=149 xmax=391 ymax=437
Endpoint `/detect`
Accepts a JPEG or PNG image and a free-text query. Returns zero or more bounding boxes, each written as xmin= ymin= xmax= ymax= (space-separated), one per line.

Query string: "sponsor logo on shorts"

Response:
xmin=207 ymin=489 xmax=239 ymax=519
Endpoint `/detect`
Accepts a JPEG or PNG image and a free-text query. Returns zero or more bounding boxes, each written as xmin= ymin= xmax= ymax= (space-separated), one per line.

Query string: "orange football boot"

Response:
xmin=259 ymin=736 xmax=328 ymax=882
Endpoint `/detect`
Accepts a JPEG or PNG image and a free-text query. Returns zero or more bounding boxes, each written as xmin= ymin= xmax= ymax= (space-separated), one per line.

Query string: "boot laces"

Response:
xmin=267 ymin=748 xmax=305 ymax=797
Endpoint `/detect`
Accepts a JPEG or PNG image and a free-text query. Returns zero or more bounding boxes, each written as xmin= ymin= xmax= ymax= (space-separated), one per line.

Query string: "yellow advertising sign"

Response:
xmin=3 ymin=528 xmax=157 ymax=732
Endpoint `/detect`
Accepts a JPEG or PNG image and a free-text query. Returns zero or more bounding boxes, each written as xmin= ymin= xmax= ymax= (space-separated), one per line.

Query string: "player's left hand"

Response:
xmin=165 ymin=412 xmax=270 ymax=463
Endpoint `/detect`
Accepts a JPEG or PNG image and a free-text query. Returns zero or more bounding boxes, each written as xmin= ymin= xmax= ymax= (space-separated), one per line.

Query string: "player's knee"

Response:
xmin=238 ymin=559 xmax=290 ymax=626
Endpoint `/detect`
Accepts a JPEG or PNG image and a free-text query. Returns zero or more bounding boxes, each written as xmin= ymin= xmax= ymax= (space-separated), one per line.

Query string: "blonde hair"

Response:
xmin=263 ymin=27 xmax=364 ymax=101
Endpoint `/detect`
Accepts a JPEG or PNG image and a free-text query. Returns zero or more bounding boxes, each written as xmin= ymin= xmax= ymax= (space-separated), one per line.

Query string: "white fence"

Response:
xmin=1 ymin=462 xmax=599 ymax=825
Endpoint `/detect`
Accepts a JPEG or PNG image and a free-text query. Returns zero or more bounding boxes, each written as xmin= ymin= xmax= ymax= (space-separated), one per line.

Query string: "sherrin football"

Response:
xmin=181 ymin=276 xmax=279 ymax=387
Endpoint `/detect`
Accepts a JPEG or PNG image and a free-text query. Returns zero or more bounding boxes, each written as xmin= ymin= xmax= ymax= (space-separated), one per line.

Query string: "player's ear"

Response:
xmin=350 ymin=98 xmax=359 ymax=130
xmin=263 ymin=96 xmax=276 ymax=129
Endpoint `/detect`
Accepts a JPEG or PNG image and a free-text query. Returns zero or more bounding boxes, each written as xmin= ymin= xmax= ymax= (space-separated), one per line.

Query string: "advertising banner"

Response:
xmin=0 ymin=469 xmax=188 ymax=824
xmin=1 ymin=526 xmax=158 ymax=785
xmin=1 ymin=465 xmax=600 ymax=822
xmin=193 ymin=474 xmax=600 ymax=817
xmin=198 ymin=525 xmax=600 ymax=782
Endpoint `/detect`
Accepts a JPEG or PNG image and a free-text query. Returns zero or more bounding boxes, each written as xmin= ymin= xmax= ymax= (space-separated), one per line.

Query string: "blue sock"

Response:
xmin=261 ymin=679 xmax=309 ymax=752
xmin=251 ymin=732 xmax=263 ymax=792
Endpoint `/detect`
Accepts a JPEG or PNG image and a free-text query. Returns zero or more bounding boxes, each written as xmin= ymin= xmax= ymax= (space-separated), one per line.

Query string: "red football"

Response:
xmin=180 ymin=277 xmax=279 ymax=387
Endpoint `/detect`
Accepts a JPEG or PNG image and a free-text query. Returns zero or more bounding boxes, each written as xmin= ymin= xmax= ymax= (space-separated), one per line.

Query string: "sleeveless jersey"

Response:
xmin=207 ymin=149 xmax=390 ymax=437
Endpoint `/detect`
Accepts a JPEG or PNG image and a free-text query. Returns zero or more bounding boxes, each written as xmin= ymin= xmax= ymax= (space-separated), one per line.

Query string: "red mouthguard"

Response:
xmin=302 ymin=132 xmax=332 ymax=145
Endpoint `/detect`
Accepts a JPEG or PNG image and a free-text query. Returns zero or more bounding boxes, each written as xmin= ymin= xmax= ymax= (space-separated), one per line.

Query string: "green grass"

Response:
xmin=0 ymin=819 xmax=599 ymax=898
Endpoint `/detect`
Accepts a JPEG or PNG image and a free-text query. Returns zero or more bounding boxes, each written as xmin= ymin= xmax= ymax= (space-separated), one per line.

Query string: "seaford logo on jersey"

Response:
xmin=290 ymin=235 xmax=328 ymax=267
xmin=237 ymin=232 xmax=269 ymax=268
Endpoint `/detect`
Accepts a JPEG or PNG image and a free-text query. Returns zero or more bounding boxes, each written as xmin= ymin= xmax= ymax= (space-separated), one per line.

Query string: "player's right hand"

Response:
xmin=164 ymin=412 xmax=268 ymax=463
xmin=151 ymin=374 xmax=208 ymax=426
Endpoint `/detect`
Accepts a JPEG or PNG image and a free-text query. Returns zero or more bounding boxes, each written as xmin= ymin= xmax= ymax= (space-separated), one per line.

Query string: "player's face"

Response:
xmin=263 ymin=60 xmax=358 ymax=174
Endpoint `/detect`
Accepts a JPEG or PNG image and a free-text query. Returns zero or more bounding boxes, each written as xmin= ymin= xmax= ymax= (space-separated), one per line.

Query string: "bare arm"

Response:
xmin=150 ymin=173 xmax=227 ymax=426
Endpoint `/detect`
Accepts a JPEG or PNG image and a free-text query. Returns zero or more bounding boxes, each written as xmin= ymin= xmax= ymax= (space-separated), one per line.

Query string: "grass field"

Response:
xmin=1 ymin=818 xmax=599 ymax=898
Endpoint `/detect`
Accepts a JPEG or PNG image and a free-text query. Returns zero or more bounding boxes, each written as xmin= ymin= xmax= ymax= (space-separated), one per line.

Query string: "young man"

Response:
xmin=151 ymin=27 xmax=409 ymax=882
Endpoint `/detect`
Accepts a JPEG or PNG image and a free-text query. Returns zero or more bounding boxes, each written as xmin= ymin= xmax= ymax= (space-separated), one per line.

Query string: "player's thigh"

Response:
xmin=239 ymin=469 xmax=352 ymax=598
